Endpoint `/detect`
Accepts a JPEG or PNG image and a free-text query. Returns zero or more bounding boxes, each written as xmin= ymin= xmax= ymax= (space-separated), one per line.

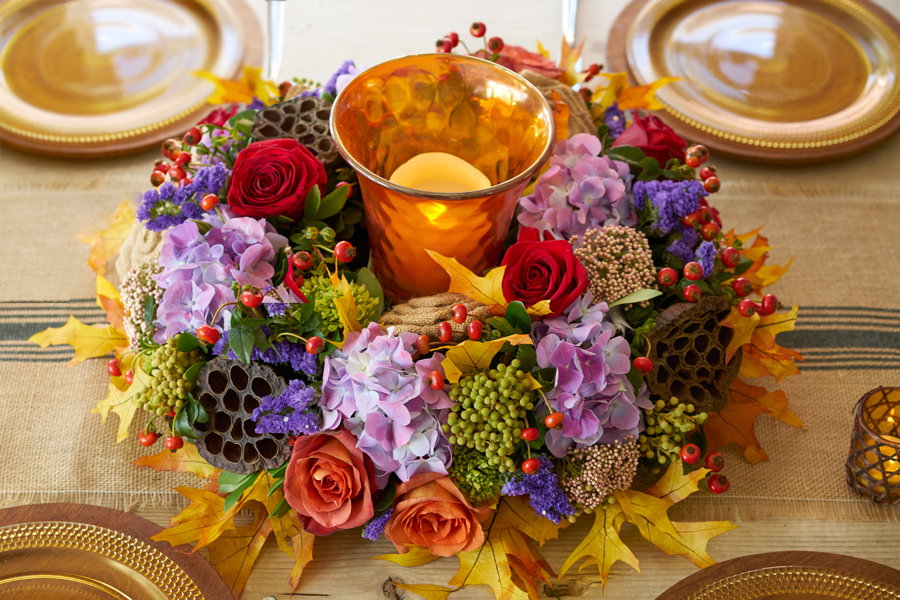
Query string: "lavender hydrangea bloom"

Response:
xmin=320 ymin=323 xmax=455 ymax=487
xmin=632 ymin=179 xmax=707 ymax=233
xmin=501 ymin=457 xmax=574 ymax=524
xmin=251 ymin=379 xmax=319 ymax=435
xmin=152 ymin=217 xmax=287 ymax=342
xmin=139 ymin=164 xmax=231 ymax=232
xmin=532 ymin=291 xmax=610 ymax=347
xmin=695 ymin=241 xmax=716 ymax=279
xmin=604 ymin=103 xmax=626 ymax=138
xmin=362 ymin=509 xmax=392 ymax=541
xmin=302 ymin=60 xmax=363 ymax=100
xmin=517 ymin=133 xmax=634 ymax=239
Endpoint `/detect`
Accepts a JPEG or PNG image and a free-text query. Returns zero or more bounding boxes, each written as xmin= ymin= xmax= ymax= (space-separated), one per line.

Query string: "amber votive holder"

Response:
xmin=330 ymin=53 xmax=555 ymax=302
xmin=846 ymin=386 xmax=900 ymax=504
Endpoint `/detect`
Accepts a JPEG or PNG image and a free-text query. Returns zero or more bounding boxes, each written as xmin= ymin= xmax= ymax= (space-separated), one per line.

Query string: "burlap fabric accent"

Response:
xmin=2 ymin=129 xmax=900 ymax=519
xmin=115 ymin=224 xmax=163 ymax=282
xmin=379 ymin=293 xmax=491 ymax=343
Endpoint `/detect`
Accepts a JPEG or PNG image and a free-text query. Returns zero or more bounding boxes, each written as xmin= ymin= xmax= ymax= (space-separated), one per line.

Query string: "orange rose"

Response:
xmin=384 ymin=473 xmax=493 ymax=557
xmin=284 ymin=429 xmax=376 ymax=536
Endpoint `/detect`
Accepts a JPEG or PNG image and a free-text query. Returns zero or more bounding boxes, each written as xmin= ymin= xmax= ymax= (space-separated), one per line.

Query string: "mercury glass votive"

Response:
xmin=330 ymin=53 xmax=555 ymax=301
xmin=846 ymin=386 xmax=900 ymax=504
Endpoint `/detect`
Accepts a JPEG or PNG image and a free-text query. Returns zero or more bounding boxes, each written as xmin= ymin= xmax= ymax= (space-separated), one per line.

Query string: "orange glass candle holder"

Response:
xmin=330 ymin=54 xmax=555 ymax=301
xmin=846 ymin=387 xmax=900 ymax=504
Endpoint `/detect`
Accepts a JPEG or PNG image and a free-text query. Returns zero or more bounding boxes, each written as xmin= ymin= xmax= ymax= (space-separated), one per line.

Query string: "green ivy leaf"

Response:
xmin=354 ymin=267 xmax=385 ymax=320
xmin=515 ymin=344 xmax=537 ymax=373
xmin=228 ymin=324 xmax=257 ymax=364
xmin=315 ymin=184 xmax=350 ymax=220
xmin=303 ymin=185 xmax=322 ymax=221
xmin=176 ymin=333 xmax=206 ymax=353
xmin=608 ymin=289 xmax=663 ymax=307
xmin=183 ymin=361 xmax=207 ymax=386
xmin=504 ymin=301 xmax=531 ymax=334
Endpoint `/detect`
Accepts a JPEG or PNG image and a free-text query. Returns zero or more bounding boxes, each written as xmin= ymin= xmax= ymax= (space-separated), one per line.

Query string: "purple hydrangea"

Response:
xmin=321 ymin=323 xmax=455 ymax=487
xmin=501 ymin=456 xmax=574 ymax=524
xmin=632 ymin=179 xmax=707 ymax=234
xmin=695 ymin=241 xmax=716 ymax=279
xmin=518 ymin=133 xmax=634 ymax=239
xmin=251 ymin=379 xmax=319 ymax=436
xmin=139 ymin=164 xmax=230 ymax=232
xmin=531 ymin=291 xmax=611 ymax=347
xmin=362 ymin=509 xmax=392 ymax=541
xmin=302 ymin=60 xmax=363 ymax=100
xmin=152 ymin=217 xmax=288 ymax=342
xmin=604 ymin=103 xmax=626 ymax=138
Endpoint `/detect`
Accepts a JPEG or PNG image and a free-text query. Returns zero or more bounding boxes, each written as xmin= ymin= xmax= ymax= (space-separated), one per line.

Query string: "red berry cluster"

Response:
xmin=684 ymin=144 xmax=720 ymax=193
xmin=682 ymin=204 xmax=719 ymax=241
xmin=436 ymin=304 xmax=483 ymax=344
xmin=151 ymin=126 xmax=203 ymax=188
xmin=581 ymin=62 xmax=602 ymax=82
xmin=680 ymin=445 xmax=730 ymax=493
xmin=436 ymin=23 xmax=505 ymax=61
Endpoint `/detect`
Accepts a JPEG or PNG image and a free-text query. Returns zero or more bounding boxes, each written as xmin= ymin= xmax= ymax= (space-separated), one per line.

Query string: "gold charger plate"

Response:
xmin=656 ymin=551 xmax=900 ymax=599
xmin=0 ymin=0 xmax=262 ymax=158
xmin=0 ymin=504 xmax=233 ymax=600
xmin=608 ymin=0 xmax=900 ymax=163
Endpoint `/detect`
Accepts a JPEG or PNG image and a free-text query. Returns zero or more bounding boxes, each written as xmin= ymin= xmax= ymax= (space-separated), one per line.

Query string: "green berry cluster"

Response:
xmin=448 ymin=446 xmax=504 ymax=502
xmin=301 ymin=275 xmax=378 ymax=335
xmin=134 ymin=335 xmax=203 ymax=416
xmin=638 ymin=397 xmax=707 ymax=471
xmin=444 ymin=361 xmax=534 ymax=473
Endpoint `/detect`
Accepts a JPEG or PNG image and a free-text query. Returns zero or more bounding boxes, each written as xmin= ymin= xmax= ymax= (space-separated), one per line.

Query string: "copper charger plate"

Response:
xmin=0 ymin=0 xmax=262 ymax=158
xmin=656 ymin=551 xmax=900 ymax=599
xmin=0 ymin=503 xmax=233 ymax=600
xmin=608 ymin=0 xmax=900 ymax=163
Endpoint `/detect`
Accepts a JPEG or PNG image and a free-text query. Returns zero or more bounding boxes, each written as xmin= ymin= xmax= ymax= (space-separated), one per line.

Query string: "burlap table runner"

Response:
xmin=1 ymin=128 xmax=899 ymax=516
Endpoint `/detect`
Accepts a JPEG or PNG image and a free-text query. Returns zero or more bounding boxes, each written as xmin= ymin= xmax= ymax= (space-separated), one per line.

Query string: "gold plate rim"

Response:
xmin=0 ymin=521 xmax=205 ymax=600
xmin=681 ymin=565 xmax=900 ymax=599
xmin=624 ymin=0 xmax=900 ymax=151
xmin=0 ymin=0 xmax=261 ymax=154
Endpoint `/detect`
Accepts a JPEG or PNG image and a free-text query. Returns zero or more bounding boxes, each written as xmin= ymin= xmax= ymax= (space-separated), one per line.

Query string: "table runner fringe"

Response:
xmin=721 ymin=181 xmax=899 ymax=201
xmin=0 ymin=489 xmax=183 ymax=512
xmin=671 ymin=495 xmax=900 ymax=522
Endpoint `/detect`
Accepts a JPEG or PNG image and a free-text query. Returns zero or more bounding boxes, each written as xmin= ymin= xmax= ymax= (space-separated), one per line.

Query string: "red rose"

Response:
xmin=474 ymin=45 xmax=565 ymax=80
xmin=283 ymin=429 xmax=376 ymax=536
xmin=501 ymin=236 xmax=588 ymax=317
xmin=228 ymin=138 xmax=326 ymax=220
xmin=611 ymin=114 xmax=687 ymax=167
xmin=198 ymin=104 xmax=239 ymax=127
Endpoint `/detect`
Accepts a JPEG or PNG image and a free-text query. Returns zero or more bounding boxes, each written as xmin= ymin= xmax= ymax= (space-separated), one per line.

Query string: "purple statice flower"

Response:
xmin=604 ymin=103 xmax=626 ymax=138
xmin=532 ymin=291 xmax=610 ymax=347
xmin=320 ymin=323 xmax=455 ymax=487
xmin=247 ymin=97 xmax=265 ymax=110
xmin=211 ymin=330 xmax=317 ymax=375
xmin=667 ymin=238 xmax=696 ymax=264
xmin=266 ymin=303 xmax=288 ymax=317
xmin=695 ymin=241 xmax=716 ymax=279
xmin=518 ymin=133 xmax=634 ymax=239
xmin=302 ymin=60 xmax=363 ymax=100
xmin=362 ymin=509 xmax=392 ymax=541
xmin=252 ymin=379 xmax=319 ymax=435
xmin=632 ymin=179 xmax=707 ymax=233
xmin=501 ymin=456 xmax=574 ymax=524
xmin=138 ymin=163 xmax=231 ymax=232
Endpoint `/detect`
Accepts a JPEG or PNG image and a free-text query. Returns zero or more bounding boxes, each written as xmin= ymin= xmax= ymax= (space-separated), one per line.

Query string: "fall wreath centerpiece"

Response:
xmin=34 ymin=23 xmax=805 ymax=599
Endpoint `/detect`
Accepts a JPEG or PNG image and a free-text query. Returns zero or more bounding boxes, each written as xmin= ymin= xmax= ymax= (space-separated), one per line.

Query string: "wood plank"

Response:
xmin=135 ymin=507 xmax=900 ymax=598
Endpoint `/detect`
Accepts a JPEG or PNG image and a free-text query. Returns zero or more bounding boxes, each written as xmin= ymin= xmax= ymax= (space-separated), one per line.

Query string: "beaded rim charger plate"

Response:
xmin=656 ymin=551 xmax=900 ymax=600
xmin=0 ymin=0 xmax=261 ymax=158
xmin=608 ymin=0 xmax=900 ymax=163
xmin=0 ymin=504 xmax=232 ymax=600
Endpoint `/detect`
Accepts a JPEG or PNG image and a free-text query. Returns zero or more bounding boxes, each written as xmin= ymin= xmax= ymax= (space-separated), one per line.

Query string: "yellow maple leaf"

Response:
xmin=558 ymin=503 xmax=639 ymax=587
xmin=152 ymin=486 xmax=229 ymax=548
xmin=590 ymin=72 xmax=629 ymax=111
xmin=440 ymin=335 xmax=534 ymax=383
xmin=645 ymin=459 xmax=710 ymax=504
xmin=721 ymin=305 xmax=803 ymax=381
xmin=491 ymin=496 xmax=569 ymax=547
xmin=616 ymin=77 xmax=680 ymax=111
xmin=289 ymin=525 xmax=316 ymax=592
xmin=132 ymin=444 xmax=218 ymax=480
xmin=535 ymin=39 xmax=551 ymax=59
xmin=394 ymin=583 xmax=455 ymax=600
xmin=77 ymin=200 xmax=135 ymax=275
xmin=96 ymin=274 xmax=121 ymax=304
xmin=425 ymin=249 xmax=508 ymax=315
xmin=720 ymin=307 xmax=759 ymax=362
xmin=375 ymin=545 xmax=442 ymax=567
xmin=330 ymin=269 xmax=363 ymax=340
xmin=450 ymin=536 xmax=530 ymax=600
xmin=30 ymin=315 xmax=127 ymax=366
xmin=194 ymin=65 xmax=279 ymax=106
xmin=206 ymin=500 xmax=273 ymax=598
xmin=91 ymin=358 xmax=151 ymax=442
xmin=557 ymin=39 xmax=587 ymax=86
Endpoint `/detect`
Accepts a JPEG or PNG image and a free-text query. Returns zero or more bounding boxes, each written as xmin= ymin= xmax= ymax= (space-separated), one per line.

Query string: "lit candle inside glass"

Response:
xmin=389 ymin=152 xmax=491 ymax=194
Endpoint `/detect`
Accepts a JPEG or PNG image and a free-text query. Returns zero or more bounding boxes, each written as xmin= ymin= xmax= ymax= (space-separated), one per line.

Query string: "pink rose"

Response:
xmin=475 ymin=45 xmax=565 ymax=80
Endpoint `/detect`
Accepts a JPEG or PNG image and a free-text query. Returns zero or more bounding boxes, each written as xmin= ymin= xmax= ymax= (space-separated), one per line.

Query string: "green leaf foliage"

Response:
xmin=504 ymin=301 xmax=531 ymax=334
xmin=315 ymin=185 xmax=351 ymax=220
xmin=303 ymin=186 xmax=321 ymax=221
xmin=608 ymin=289 xmax=663 ymax=308
xmin=354 ymin=267 xmax=385 ymax=319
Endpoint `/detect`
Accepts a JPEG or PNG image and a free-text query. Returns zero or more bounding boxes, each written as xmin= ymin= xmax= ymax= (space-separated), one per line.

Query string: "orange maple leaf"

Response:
xmin=77 ymin=200 xmax=135 ymax=275
xmin=206 ymin=500 xmax=273 ymax=598
xmin=557 ymin=39 xmax=587 ymax=86
xmin=705 ymin=378 xmax=806 ymax=464
xmin=132 ymin=444 xmax=218 ymax=479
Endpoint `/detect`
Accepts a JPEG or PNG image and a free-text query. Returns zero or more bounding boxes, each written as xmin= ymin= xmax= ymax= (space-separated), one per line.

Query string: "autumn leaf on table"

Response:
xmin=450 ymin=536 xmax=530 ymax=600
xmin=557 ymin=38 xmax=587 ymax=87
xmin=132 ymin=444 xmax=219 ymax=480
xmin=705 ymin=378 xmax=806 ymax=464
xmin=77 ymin=200 xmax=135 ymax=275
xmin=558 ymin=502 xmax=638 ymax=588
xmin=491 ymin=496 xmax=569 ymax=546
xmin=194 ymin=65 xmax=279 ymax=105
xmin=425 ymin=249 xmax=509 ymax=315
xmin=393 ymin=583 xmax=455 ymax=600
xmin=30 ymin=315 xmax=127 ymax=366
xmin=152 ymin=486 xmax=232 ymax=549
xmin=375 ymin=544 xmax=442 ymax=567
xmin=646 ymin=461 xmax=710 ymax=504
xmin=721 ymin=305 xmax=803 ymax=381
xmin=289 ymin=525 xmax=315 ymax=592
xmin=615 ymin=77 xmax=681 ymax=111
xmin=96 ymin=274 xmax=121 ymax=305
xmin=206 ymin=500 xmax=273 ymax=598
xmin=91 ymin=358 xmax=152 ymax=442
xmin=439 ymin=335 xmax=534 ymax=384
